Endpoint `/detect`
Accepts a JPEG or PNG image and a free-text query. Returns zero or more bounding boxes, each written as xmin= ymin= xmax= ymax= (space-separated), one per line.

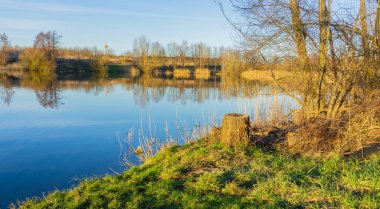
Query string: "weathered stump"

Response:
xmin=221 ymin=113 xmax=250 ymax=147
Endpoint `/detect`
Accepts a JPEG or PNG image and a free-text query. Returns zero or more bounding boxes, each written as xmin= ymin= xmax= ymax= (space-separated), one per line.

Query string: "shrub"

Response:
xmin=19 ymin=48 xmax=55 ymax=72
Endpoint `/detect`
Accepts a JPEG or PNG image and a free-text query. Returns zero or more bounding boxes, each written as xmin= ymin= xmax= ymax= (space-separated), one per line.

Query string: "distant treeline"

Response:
xmin=59 ymin=35 xmax=258 ymax=74
xmin=0 ymin=32 xmax=265 ymax=75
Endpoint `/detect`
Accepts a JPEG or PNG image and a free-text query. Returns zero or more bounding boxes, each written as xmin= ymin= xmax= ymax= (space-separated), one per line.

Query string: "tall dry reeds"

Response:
xmin=119 ymin=111 xmax=218 ymax=164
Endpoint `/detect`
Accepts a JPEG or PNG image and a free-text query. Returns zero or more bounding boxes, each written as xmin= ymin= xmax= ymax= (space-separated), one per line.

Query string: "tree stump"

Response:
xmin=221 ymin=113 xmax=250 ymax=147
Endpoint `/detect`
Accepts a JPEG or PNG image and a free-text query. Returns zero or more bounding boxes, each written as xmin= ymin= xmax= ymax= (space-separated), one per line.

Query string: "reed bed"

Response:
xmin=173 ymin=69 xmax=191 ymax=79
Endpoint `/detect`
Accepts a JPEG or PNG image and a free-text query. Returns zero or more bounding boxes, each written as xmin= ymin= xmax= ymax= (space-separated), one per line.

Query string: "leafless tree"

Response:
xmin=179 ymin=41 xmax=189 ymax=68
xmin=150 ymin=41 xmax=166 ymax=67
xmin=167 ymin=42 xmax=180 ymax=68
xmin=33 ymin=31 xmax=61 ymax=61
xmin=133 ymin=36 xmax=151 ymax=70
xmin=0 ymin=33 xmax=10 ymax=66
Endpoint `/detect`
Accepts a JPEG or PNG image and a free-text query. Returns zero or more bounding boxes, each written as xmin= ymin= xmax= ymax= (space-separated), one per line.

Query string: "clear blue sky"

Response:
xmin=0 ymin=0 xmax=235 ymax=54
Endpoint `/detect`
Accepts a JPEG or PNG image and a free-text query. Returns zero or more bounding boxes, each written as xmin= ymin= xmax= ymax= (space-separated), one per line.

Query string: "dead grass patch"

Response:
xmin=195 ymin=68 xmax=211 ymax=80
xmin=130 ymin=67 xmax=141 ymax=78
xmin=241 ymin=69 xmax=295 ymax=82
xmin=173 ymin=69 xmax=191 ymax=79
xmin=288 ymin=90 xmax=380 ymax=157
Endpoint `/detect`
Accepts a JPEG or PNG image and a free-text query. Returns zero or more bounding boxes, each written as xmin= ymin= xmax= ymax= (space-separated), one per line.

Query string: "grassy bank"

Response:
xmin=20 ymin=135 xmax=380 ymax=209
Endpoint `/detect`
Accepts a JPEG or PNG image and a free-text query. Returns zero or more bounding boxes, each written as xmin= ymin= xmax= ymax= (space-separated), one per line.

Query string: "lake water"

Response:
xmin=0 ymin=71 xmax=297 ymax=207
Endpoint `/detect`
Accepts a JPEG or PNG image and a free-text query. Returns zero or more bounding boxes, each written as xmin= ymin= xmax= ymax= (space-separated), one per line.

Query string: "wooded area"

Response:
xmin=222 ymin=0 xmax=380 ymax=119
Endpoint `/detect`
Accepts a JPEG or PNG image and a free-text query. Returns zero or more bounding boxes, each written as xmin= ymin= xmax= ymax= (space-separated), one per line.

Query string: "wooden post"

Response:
xmin=221 ymin=113 xmax=250 ymax=147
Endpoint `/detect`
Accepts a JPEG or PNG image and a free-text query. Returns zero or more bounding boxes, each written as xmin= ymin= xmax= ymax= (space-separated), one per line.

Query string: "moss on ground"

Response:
xmin=20 ymin=136 xmax=380 ymax=209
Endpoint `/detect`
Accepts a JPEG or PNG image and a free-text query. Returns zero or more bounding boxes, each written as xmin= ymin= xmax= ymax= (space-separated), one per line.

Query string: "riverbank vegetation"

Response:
xmin=0 ymin=32 xmax=248 ymax=75
xmin=215 ymin=0 xmax=380 ymax=155
xmin=19 ymin=134 xmax=380 ymax=208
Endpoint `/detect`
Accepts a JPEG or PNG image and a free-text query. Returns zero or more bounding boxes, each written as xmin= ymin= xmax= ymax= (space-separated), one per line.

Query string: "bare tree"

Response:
xmin=151 ymin=41 xmax=165 ymax=67
xmin=133 ymin=36 xmax=150 ymax=70
xmin=33 ymin=31 xmax=61 ymax=61
xmin=290 ymin=0 xmax=310 ymax=70
xmin=196 ymin=42 xmax=209 ymax=69
xmin=167 ymin=42 xmax=180 ymax=68
xmin=179 ymin=41 xmax=189 ymax=68
xmin=212 ymin=46 xmax=219 ymax=71
xmin=0 ymin=33 xmax=10 ymax=66
xmin=190 ymin=43 xmax=199 ymax=68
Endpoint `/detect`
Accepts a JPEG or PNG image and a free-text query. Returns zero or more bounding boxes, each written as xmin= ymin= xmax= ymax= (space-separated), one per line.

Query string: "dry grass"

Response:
xmin=288 ymin=90 xmax=380 ymax=157
xmin=173 ymin=69 xmax=191 ymax=79
xmin=195 ymin=74 xmax=210 ymax=80
xmin=0 ymin=63 xmax=24 ymax=71
xmin=287 ymin=118 xmax=342 ymax=157
xmin=340 ymin=90 xmax=380 ymax=156
xmin=164 ymin=70 xmax=173 ymax=76
xmin=194 ymin=68 xmax=211 ymax=80
xmin=130 ymin=67 xmax=141 ymax=78
xmin=241 ymin=69 xmax=295 ymax=82
xmin=194 ymin=68 xmax=210 ymax=75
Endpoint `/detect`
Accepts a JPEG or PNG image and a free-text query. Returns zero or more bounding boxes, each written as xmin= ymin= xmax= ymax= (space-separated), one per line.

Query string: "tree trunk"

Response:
xmin=221 ymin=113 xmax=250 ymax=147
xmin=375 ymin=0 xmax=380 ymax=60
xmin=360 ymin=0 xmax=370 ymax=59
xmin=290 ymin=0 xmax=309 ymax=71
xmin=328 ymin=0 xmax=338 ymax=79
xmin=326 ymin=86 xmax=340 ymax=119
xmin=319 ymin=0 xmax=328 ymax=70
xmin=317 ymin=0 xmax=328 ymax=111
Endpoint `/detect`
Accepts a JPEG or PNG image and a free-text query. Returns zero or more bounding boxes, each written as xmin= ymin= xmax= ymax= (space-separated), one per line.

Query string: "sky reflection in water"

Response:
xmin=0 ymin=75 xmax=298 ymax=207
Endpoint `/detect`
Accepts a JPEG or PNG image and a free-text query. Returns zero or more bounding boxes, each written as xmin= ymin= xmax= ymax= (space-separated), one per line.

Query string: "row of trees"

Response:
xmin=2 ymin=31 xmax=252 ymax=75
xmin=131 ymin=35 xmax=228 ymax=71
xmin=225 ymin=0 xmax=380 ymax=118
xmin=55 ymin=36 xmax=249 ymax=74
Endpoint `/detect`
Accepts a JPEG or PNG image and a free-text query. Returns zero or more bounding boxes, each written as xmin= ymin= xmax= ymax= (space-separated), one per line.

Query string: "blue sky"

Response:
xmin=0 ymin=0 xmax=235 ymax=54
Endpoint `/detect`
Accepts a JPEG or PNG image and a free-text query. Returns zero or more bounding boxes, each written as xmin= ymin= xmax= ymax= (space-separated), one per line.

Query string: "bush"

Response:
xmin=19 ymin=48 xmax=55 ymax=72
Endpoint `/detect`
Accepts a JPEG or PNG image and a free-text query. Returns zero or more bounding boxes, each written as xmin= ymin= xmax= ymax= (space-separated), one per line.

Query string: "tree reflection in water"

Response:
xmin=0 ymin=63 xmax=282 ymax=108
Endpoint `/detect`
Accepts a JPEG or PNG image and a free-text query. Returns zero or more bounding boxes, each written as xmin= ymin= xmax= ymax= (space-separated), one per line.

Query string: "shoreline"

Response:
xmin=19 ymin=134 xmax=380 ymax=208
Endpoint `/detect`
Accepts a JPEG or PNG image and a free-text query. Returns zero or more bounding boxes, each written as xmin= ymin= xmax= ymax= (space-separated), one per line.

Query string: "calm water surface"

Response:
xmin=0 ymin=72 xmax=297 ymax=207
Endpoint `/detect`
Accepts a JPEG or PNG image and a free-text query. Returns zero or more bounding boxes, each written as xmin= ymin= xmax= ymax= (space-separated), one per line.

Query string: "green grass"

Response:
xmin=20 ymin=136 xmax=380 ymax=209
